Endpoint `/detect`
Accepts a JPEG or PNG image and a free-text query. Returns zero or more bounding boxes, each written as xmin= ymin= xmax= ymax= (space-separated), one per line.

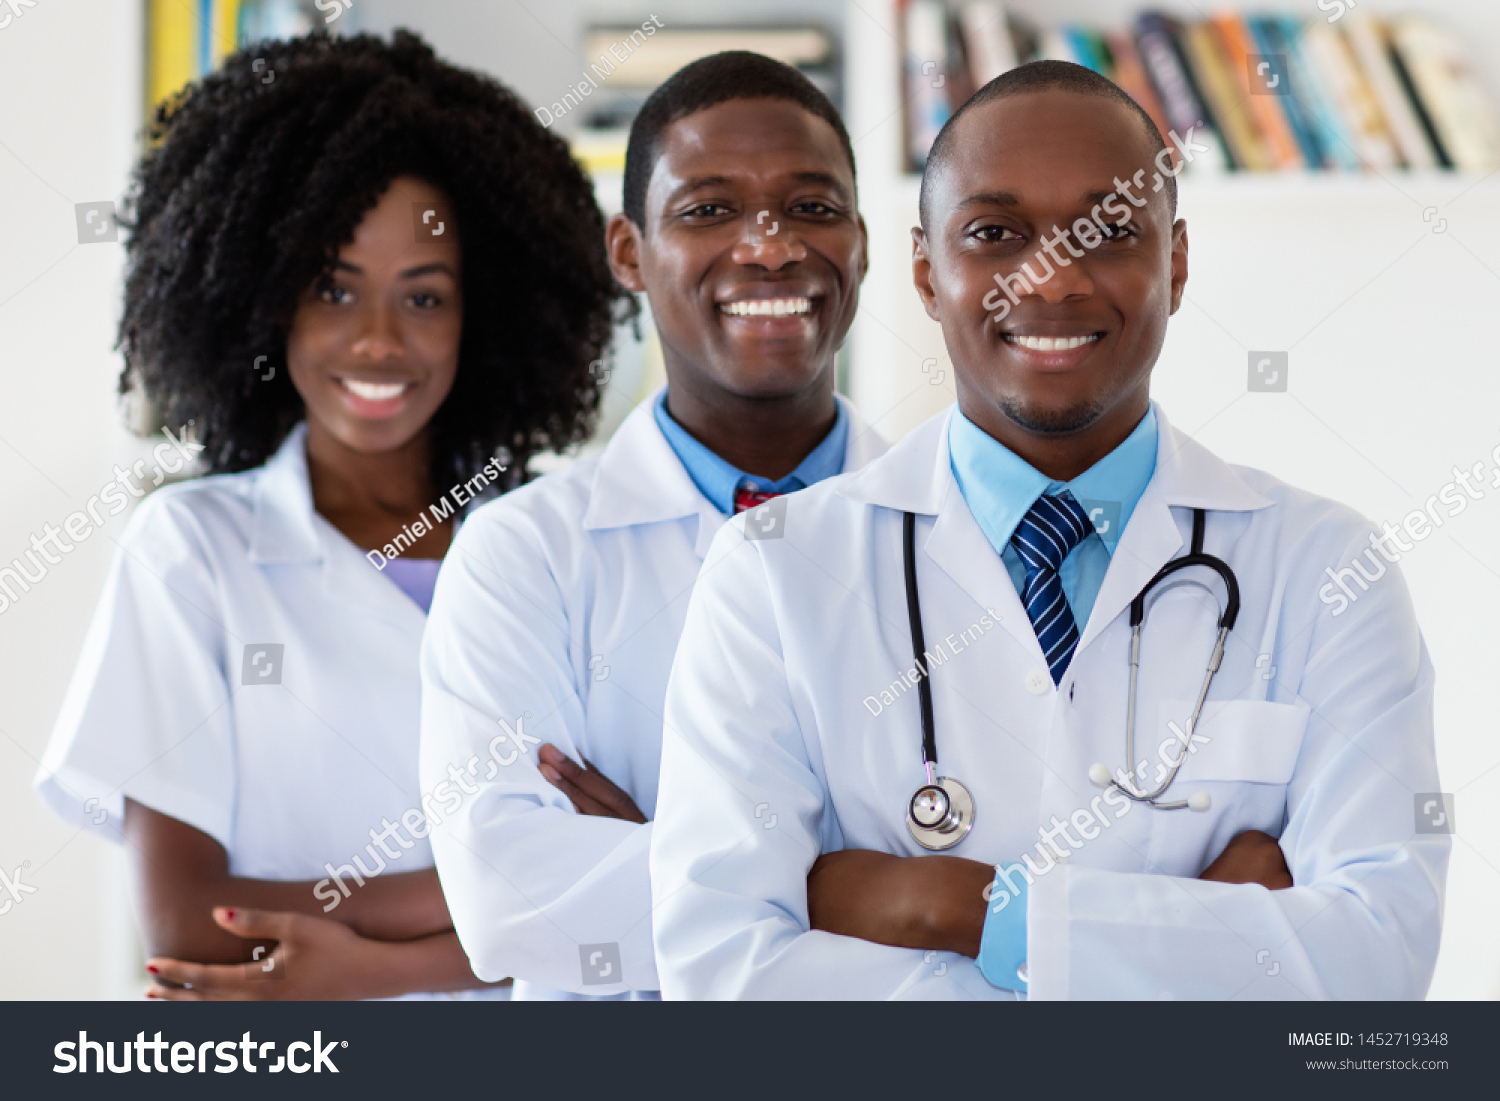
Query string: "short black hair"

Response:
xmin=623 ymin=50 xmax=855 ymax=228
xmin=121 ymin=30 xmax=632 ymax=488
xmin=920 ymin=59 xmax=1175 ymax=229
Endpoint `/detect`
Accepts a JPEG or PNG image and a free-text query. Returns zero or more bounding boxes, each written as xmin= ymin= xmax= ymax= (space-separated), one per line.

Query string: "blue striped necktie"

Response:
xmin=1010 ymin=491 xmax=1094 ymax=684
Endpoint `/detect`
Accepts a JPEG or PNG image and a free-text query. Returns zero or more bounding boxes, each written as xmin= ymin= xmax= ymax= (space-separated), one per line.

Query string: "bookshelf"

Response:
xmin=843 ymin=0 xmax=1500 ymax=437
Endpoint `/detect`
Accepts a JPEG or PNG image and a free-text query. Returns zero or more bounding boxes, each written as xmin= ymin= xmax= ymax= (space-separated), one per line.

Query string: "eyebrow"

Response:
xmin=955 ymin=190 xmax=1022 ymax=210
xmin=955 ymin=189 xmax=1142 ymax=213
xmin=664 ymin=170 xmax=853 ymax=206
xmin=331 ymin=260 xmax=457 ymax=279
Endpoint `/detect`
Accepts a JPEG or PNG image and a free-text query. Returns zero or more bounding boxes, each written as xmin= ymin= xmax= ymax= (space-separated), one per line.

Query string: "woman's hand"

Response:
xmin=145 ymin=907 xmax=449 ymax=1001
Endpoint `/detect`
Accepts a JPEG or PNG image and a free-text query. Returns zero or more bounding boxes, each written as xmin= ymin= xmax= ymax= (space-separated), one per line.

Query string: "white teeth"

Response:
xmin=1006 ymin=334 xmax=1100 ymax=351
xmin=719 ymin=297 xmax=812 ymax=317
xmin=342 ymin=379 xmax=409 ymax=401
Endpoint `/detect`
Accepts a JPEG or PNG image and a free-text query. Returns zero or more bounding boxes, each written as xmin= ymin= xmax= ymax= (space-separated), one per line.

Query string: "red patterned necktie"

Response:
xmin=734 ymin=485 xmax=782 ymax=514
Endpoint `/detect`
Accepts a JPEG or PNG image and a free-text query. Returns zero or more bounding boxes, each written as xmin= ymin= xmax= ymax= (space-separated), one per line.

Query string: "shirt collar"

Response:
xmin=652 ymin=389 xmax=850 ymax=516
xmin=948 ymin=404 xmax=1158 ymax=557
xmin=248 ymin=422 xmax=324 ymax=564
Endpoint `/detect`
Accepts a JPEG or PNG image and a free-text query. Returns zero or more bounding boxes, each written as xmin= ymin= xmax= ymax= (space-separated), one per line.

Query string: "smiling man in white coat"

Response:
xmin=649 ymin=62 xmax=1448 ymax=1000
xmin=417 ymin=53 xmax=886 ymax=998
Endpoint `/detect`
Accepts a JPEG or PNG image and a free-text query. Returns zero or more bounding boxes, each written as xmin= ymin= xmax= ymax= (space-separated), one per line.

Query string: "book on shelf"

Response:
xmin=957 ymin=2 xmax=1018 ymax=87
xmin=1179 ymin=17 xmax=1273 ymax=170
xmin=147 ymin=0 xmax=312 ymax=113
xmin=1389 ymin=14 xmax=1500 ymax=172
xmin=570 ymin=22 xmax=840 ymax=172
xmin=903 ymin=0 xmax=955 ymax=170
xmin=1301 ymin=17 xmax=1401 ymax=171
xmin=896 ymin=3 xmax=1500 ymax=175
xmin=1214 ymin=13 xmax=1305 ymax=170
xmin=1134 ymin=12 xmax=1229 ymax=174
xmin=1344 ymin=11 xmax=1440 ymax=169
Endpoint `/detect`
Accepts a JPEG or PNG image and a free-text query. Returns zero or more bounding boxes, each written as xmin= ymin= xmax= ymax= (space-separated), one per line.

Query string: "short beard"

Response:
xmin=997 ymin=396 xmax=1104 ymax=435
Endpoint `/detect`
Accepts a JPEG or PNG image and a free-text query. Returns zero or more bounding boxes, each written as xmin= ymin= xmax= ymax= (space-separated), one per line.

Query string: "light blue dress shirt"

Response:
xmin=653 ymin=390 xmax=849 ymax=515
xmin=948 ymin=404 xmax=1158 ymax=992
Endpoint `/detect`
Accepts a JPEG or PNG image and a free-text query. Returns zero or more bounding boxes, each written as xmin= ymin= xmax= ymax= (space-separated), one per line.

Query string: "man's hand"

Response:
xmin=538 ymin=744 xmax=646 ymax=823
xmin=1198 ymin=829 xmax=1293 ymax=890
xmin=806 ymin=849 xmax=993 ymax=958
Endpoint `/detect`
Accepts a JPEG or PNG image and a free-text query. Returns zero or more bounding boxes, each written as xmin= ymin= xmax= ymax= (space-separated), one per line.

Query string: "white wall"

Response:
xmin=0 ymin=0 xmax=145 ymax=998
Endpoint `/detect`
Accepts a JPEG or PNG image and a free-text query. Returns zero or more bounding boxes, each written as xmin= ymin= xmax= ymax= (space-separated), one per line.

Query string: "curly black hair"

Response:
xmin=120 ymin=29 xmax=631 ymax=489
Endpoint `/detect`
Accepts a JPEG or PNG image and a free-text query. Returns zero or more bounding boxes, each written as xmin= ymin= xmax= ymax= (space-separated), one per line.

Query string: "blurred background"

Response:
xmin=2 ymin=0 xmax=1498 ymax=998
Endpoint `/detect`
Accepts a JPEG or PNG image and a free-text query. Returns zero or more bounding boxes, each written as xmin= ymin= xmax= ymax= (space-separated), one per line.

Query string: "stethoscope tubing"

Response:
xmin=903 ymin=510 xmax=940 ymax=785
xmin=1115 ymin=508 xmax=1238 ymax=809
xmin=901 ymin=505 xmax=1241 ymax=817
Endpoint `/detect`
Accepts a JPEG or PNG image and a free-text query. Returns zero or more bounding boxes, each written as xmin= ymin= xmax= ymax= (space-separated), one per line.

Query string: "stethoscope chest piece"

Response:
xmin=907 ymin=776 xmax=975 ymax=850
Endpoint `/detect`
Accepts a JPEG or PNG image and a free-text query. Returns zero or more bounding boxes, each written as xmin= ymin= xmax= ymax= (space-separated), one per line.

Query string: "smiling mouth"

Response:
xmin=1003 ymin=333 xmax=1102 ymax=352
xmin=339 ymin=378 xmax=413 ymax=401
xmin=718 ymin=297 xmax=814 ymax=318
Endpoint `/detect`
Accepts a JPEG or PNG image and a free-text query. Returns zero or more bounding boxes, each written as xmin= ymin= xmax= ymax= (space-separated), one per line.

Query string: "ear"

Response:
xmin=606 ymin=212 xmax=647 ymax=293
xmin=911 ymin=226 xmax=941 ymax=323
xmin=1167 ymin=219 xmax=1189 ymax=316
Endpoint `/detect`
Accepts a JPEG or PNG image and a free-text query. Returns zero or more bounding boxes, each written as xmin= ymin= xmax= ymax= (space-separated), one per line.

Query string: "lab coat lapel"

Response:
xmin=583 ymin=389 xmax=724 ymax=559
xmin=1075 ymin=405 xmax=1275 ymax=656
xmin=247 ymin=422 xmax=429 ymax=633
xmin=1073 ymin=469 xmax=1184 ymax=656
xmin=924 ymin=481 xmax=1046 ymax=662
xmin=838 ymin=409 xmax=1042 ymax=662
xmin=246 ymin=423 xmax=321 ymax=566
xmin=320 ymin=516 xmax=431 ymax=632
xmin=585 ymin=389 xmax=890 ymax=559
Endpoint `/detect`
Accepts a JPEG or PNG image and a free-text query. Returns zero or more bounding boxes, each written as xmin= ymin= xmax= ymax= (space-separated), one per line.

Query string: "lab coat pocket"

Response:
xmin=1151 ymin=699 xmax=1310 ymax=786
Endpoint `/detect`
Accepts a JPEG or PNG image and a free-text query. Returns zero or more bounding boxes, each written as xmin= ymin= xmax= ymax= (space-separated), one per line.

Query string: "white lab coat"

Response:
xmin=35 ymin=424 xmax=506 ymax=999
xmin=650 ymin=403 xmax=1447 ymax=1000
xmin=418 ymin=390 xmax=888 ymax=998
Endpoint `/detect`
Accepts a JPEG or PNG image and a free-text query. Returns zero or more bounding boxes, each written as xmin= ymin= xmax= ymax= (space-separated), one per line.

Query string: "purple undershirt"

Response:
xmin=377 ymin=557 xmax=443 ymax=614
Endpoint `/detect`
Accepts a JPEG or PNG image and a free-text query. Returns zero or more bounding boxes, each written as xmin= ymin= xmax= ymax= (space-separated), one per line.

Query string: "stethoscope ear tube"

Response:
xmin=1128 ymin=508 xmax=1240 ymax=631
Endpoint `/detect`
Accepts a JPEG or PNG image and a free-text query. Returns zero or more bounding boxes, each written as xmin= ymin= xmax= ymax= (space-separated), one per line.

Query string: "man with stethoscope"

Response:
xmin=649 ymin=63 xmax=1448 ymax=1000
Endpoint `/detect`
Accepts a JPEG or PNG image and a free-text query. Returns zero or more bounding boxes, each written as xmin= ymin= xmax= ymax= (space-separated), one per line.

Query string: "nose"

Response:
xmin=349 ymin=300 xmax=404 ymax=361
xmin=1031 ymin=233 xmax=1094 ymax=304
xmin=731 ymin=207 xmax=807 ymax=271
xmin=730 ymin=233 xmax=807 ymax=271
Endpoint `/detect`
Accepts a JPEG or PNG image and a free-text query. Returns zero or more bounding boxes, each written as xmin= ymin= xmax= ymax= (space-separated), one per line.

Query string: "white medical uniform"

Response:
xmin=35 ymin=423 xmax=506 ymax=999
xmin=419 ymin=390 xmax=888 ymax=998
xmin=651 ymin=404 xmax=1447 ymax=1000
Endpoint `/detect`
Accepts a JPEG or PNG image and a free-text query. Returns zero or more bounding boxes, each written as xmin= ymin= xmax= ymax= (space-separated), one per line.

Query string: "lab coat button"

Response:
xmin=1025 ymin=670 xmax=1049 ymax=695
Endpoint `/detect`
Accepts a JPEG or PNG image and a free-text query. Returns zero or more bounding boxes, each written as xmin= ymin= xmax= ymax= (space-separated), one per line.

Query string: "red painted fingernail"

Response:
xmin=224 ymin=909 xmax=236 ymax=920
xmin=146 ymin=965 xmax=159 ymax=974
xmin=146 ymin=991 xmax=159 ymax=999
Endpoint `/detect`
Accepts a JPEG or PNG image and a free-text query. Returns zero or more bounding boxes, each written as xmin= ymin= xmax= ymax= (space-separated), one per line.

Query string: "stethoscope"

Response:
xmin=901 ymin=506 xmax=1240 ymax=851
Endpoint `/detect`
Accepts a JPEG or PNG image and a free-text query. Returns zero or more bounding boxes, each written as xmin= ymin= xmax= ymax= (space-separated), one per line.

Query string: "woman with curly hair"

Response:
xmin=34 ymin=30 xmax=626 ymax=999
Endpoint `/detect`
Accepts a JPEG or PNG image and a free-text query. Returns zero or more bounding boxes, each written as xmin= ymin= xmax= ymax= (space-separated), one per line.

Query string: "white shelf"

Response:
xmin=868 ymin=170 xmax=1500 ymax=217
xmin=883 ymin=170 xmax=1500 ymax=197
